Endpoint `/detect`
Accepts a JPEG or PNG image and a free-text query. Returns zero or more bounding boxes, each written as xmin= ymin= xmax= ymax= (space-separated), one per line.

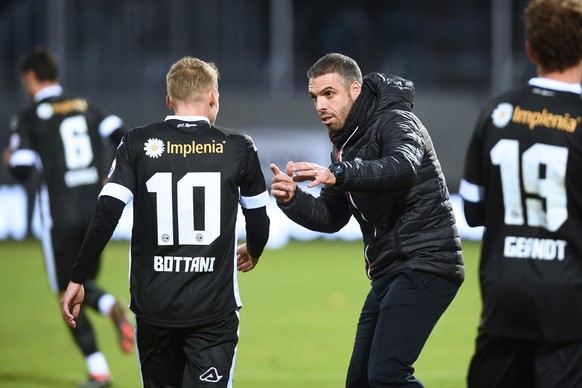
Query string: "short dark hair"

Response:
xmin=20 ymin=48 xmax=59 ymax=81
xmin=307 ymin=53 xmax=363 ymax=87
xmin=525 ymin=0 xmax=582 ymax=72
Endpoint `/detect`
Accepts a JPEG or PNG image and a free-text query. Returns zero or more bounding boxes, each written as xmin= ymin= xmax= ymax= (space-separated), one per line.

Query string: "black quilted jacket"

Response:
xmin=279 ymin=73 xmax=464 ymax=284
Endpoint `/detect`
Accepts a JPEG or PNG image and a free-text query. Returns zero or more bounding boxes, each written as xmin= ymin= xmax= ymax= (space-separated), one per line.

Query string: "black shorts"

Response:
xmin=136 ymin=311 xmax=240 ymax=388
xmin=467 ymin=332 xmax=582 ymax=388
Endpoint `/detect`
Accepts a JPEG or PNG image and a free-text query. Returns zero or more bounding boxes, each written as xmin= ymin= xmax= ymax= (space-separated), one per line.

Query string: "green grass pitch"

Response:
xmin=0 ymin=238 xmax=481 ymax=387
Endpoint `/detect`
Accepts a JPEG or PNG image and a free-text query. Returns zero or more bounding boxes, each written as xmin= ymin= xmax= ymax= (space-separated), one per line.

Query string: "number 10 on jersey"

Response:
xmin=146 ymin=172 xmax=221 ymax=246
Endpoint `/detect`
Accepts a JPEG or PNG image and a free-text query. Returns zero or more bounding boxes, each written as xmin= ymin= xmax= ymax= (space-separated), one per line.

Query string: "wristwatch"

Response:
xmin=329 ymin=162 xmax=345 ymax=186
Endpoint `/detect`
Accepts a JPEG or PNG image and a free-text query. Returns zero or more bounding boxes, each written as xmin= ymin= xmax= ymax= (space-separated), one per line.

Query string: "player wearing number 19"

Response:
xmin=3 ymin=48 xmax=132 ymax=387
xmin=61 ymin=56 xmax=270 ymax=388
xmin=459 ymin=0 xmax=582 ymax=386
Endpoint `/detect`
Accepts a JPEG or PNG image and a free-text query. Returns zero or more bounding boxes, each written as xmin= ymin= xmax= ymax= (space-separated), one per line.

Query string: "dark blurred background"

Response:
xmin=0 ymin=0 xmax=533 ymax=239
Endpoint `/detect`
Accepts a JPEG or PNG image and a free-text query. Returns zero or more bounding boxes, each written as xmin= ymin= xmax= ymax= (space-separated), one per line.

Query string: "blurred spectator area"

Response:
xmin=0 ymin=0 xmax=529 ymax=240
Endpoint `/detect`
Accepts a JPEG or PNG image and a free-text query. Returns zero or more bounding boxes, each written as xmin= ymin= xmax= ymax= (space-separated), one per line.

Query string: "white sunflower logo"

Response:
xmin=144 ymin=138 xmax=165 ymax=158
xmin=491 ymin=102 xmax=514 ymax=128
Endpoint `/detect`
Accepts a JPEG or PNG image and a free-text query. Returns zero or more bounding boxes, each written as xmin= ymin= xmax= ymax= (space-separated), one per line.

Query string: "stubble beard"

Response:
xmin=327 ymin=122 xmax=343 ymax=133
xmin=327 ymin=95 xmax=354 ymax=133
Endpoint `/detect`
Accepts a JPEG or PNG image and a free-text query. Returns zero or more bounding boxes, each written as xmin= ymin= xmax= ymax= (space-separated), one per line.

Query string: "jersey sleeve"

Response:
xmin=459 ymin=106 xmax=490 ymax=226
xmin=460 ymin=107 xmax=488 ymax=205
xmin=238 ymin=134 xmax=269 ymax=209
xmin=6 ymin=113 xmax=38 ymax=180
xmin=106 ymin=133 xmax=137 ymax=198
xmin=238 ymin=134 xmax=270 ymax=257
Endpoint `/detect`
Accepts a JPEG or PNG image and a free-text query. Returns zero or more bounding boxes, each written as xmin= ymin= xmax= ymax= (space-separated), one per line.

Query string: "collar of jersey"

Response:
xmin=528 ymin=77 xmax=582 ymax=95
xmin=165 ymin=115 xmax=210 ymax=124
xmin=34 ymin=84 xmax=63 ymax=102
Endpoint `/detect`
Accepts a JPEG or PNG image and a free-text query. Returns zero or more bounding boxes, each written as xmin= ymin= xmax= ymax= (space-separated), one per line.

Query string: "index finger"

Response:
xmin=270 ymin=163 xmax=282 ymax=175
xmin=292 ymin=161 xmax=319 ymax=172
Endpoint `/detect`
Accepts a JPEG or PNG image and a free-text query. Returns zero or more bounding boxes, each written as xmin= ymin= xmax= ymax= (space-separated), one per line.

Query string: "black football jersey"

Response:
xmin=101 ymin=116 xmax=270 ymax=327
xmin=460 ymin=78 xmax=582 ymax=341
xmin=8 ymin=87 xmax=123 ymax=226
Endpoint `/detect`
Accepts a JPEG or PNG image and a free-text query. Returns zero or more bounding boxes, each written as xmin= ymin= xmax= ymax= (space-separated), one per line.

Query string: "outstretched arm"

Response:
xmin=271 ymin=161 xmax=351 ymax=233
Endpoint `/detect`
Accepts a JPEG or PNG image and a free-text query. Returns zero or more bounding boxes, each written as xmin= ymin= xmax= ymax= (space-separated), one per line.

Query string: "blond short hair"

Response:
xmin=166 ymin=56 xmax=219 ymax=104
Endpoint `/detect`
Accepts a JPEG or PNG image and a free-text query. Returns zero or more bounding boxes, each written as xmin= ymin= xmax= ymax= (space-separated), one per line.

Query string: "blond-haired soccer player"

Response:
xmin=61 ymin=57 xmax=270 ymax=388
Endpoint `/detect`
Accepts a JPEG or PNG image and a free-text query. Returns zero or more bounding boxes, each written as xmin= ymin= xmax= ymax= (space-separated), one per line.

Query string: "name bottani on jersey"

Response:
xmin=154 ymin=256 xmax=216 ymax=273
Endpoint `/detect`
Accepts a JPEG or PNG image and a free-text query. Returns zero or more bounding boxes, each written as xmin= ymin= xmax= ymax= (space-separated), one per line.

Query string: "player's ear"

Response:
xmin=525 ymin=41 xmax=539 ymax=65
xmin=209 ymin=88 xmax=218 ymax=108
xmin=166 ymin=95 xmax=174 ymax=111
xmin=350 ymin=81 xmax=361 ymax=100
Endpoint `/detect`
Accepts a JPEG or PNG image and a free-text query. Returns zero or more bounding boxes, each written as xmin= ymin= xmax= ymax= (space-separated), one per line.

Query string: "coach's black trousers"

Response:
xmin=346 ymin=269 xmax=459 ymax=387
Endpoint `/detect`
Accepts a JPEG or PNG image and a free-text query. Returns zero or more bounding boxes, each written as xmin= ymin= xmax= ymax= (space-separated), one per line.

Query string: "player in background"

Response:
xmin=61 ymin=56 xmax=270 ymax=388
xmin=271 ymin=52 xmax=463 ymax=387
xmin=2 ymin=48 xmax=132 ymax=387
xmin=459 ymin=0 xmax=582 ymax=386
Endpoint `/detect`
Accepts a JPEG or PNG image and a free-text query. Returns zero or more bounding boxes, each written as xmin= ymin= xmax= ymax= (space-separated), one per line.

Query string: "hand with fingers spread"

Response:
xmin=289 ymin=161 xmax=336 ymax=188
xmin=61 ymin=282 xmax=85 ymax=329
xmin=270 ymin=161 xmax=337 ymax=204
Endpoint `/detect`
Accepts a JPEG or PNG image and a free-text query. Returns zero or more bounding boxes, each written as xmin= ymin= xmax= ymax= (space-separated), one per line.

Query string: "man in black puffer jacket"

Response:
xmin=270 ymin=53 xmax=464 ymax=387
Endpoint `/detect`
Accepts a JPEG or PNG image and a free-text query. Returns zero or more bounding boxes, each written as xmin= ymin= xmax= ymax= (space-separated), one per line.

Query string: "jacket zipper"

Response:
xmin=337 ymin=126 xmax=375 ymax=277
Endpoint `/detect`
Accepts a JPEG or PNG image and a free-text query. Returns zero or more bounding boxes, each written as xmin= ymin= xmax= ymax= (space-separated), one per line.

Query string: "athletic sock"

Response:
xmin=86 ymin=351 xmax=110 ymax=377
xmin=98 ymin=293 xmax=116 ymax=316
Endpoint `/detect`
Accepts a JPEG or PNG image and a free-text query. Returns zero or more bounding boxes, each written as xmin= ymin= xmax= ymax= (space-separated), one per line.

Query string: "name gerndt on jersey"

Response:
xmin=154 ymin=256 xmax=216 ymax=273
xmin=504 ymin=236 xmax=567 ymax=261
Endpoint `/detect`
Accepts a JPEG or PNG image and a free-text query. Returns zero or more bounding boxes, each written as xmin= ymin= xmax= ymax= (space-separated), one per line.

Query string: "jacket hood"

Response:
xmin=330 ymin=73 xmax=415 ymax=148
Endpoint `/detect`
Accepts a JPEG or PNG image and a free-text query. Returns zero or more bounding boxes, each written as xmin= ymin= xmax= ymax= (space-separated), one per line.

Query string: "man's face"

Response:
xmin=308 ymin=72 xmax=360 ymax=132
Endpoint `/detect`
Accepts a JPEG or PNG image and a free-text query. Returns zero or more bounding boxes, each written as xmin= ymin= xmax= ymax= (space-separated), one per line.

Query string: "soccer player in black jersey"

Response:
xmin=61 ymin=56 xmax=270 ymax=388
xmin=2 ymin=48 xmax=133 ymax=387
xmin=460 ymin=1 xmax=582 ymax=386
